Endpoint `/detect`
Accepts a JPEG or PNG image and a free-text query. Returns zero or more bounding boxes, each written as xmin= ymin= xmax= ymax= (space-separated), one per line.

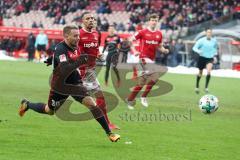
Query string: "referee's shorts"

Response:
xmin=197 ymin=56 xmax=214 ymax=70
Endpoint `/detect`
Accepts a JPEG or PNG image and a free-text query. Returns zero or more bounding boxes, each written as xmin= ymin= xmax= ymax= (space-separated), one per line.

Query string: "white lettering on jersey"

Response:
xmin=84 ymin=42 xmax=98 ymax=48
xmin=145 ymin=40 xmax=158 ymax=45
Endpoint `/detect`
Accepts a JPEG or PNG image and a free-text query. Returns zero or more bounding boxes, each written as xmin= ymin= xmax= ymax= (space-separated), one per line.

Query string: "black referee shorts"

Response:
xmin=197 ymin=56 xmax=214 ymax=70
xmin=37 ymin=44 xmax=46 ymax=52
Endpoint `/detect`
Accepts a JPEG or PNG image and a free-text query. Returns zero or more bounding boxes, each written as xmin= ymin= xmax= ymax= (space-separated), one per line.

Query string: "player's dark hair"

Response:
xmin=109 ymin=24 xmax=115 ymax=28
xmin=63 ymin=25 xmax=78 ymax=36
xmin=81 ymin=11 xmax=91 ymax=20
xmin=205 ymin=27 xmax=212 ymax=31
xmin=148 ymin=13 xmax=159 ymax=21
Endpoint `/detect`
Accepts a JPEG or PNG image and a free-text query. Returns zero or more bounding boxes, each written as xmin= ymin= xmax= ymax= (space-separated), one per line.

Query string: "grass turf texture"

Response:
xmin=0 ymin=61 xmax=239 ymax=160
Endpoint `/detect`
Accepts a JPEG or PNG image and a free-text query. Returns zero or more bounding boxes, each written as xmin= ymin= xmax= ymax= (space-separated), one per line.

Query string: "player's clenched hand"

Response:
xmin=97 ymin=53 xmax=105 ymax=62
xmin=77 ymin=54 xmax=88 ymax=64
xmin=44 ymin=56 xmax=53 ymax=66
xmin=160 ymin=46 xmax=169 ymax=54
xmin=162 ymin=48 xmax=169 ymax=54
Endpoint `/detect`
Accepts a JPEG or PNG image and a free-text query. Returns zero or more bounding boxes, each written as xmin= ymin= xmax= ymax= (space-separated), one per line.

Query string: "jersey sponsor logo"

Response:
xmin=84 ymin=42 xmax=98 ymax=48
xmin=59 ymin=54 xmax=67 ymax=62
xmin=81 ymin=37 xmax=88 ymax=40
xmin=145 ymin=40 xmax=158 ymax=45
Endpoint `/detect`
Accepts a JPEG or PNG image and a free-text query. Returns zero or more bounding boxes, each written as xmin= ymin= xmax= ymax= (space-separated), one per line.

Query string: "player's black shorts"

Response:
xmin=37 ymin=44 xmax=46 ymax=52
xmin=47 ymin=89 xmax=89 ymax=111
xmin=197 ymin=56 xmax=214 ymax=70
xmin=106 ymin=52 xmax=119 ymax=67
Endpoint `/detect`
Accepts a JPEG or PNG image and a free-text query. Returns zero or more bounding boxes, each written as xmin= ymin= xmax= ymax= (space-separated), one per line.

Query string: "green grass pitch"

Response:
xmin=0 ymin=61 xmax=239 ymax=160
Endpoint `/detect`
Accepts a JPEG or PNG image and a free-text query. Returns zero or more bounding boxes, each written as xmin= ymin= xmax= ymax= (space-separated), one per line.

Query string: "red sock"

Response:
xmin=142 ymin=80 xmax=156 ymax=97
xmin=96 ymin=96 xmax=110 ymax=124
xmin=132 ymin=66 xmax=138 ymax=79
xmin=128 ymin=85 xmax=143 ymax=101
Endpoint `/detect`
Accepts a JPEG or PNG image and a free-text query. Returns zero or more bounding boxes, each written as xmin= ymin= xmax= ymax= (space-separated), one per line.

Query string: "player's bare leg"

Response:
xmin=82 ymin=96 xmax=120 ymax=142
xmin=205 ymin=63 xmax=213 ymax=93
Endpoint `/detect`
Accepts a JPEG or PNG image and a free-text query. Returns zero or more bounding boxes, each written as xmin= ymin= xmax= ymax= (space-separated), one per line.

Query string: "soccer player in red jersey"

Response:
xmin=126 ymin=13 xmax=169 ymax=109
xmin=78 ymin=12 xmax=120 ymax=130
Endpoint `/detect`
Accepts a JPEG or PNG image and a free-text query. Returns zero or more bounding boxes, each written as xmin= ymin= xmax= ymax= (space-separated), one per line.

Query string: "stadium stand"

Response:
xmin=0 ymin=0 xmax=239 ymax=68
xmin=1 ymin=0 xmax=238 ymax=31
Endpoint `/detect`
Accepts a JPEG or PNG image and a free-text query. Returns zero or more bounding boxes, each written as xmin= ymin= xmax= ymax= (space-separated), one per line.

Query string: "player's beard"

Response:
xmin=70 ymin=40 xmax=78 ymax=49
xmin=87 ymin=25 xmax=93 ymax=31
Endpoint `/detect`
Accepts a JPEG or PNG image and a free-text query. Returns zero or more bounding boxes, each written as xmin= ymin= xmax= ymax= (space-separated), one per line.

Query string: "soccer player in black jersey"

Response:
xmin=102 ymin=25 xmax=121 ymax=87
xmin=18 ymin=25 xmax=120 ymax=142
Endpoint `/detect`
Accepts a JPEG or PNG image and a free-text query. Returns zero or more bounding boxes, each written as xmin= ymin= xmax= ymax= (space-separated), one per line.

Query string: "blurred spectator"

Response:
xmin=101 ymin=17 xmax=109 ymax=31
xmin=39 ymin=21 xmax=43 ymax=28
xmin=130 ymin=12 xmax=141 ymax=24
xmin=15 ymin=2 xmax=24 ymax=16
xmin=54 ymin=16 xmax=60 ymax=24
xmin=0 ymin=37 xmax=9 ymax=50
xmin=160 ymin=19 xmax=170 ymax=30
xmin=116 ymin=22 xmax=126 ymax=31
xmin=126 ymin=0 xmax=134 ymax=12
xmin=58 ymin=17 xmax=66 ymax=25
xmin=156 ymin=40 xmax=170 ymax=66
xmin=26 ymin=32 xmax=35 ymax=61
xmin=127 ymin=23 xmax=135 ymax=32
xmin=6 ymin=37 xmax=15 ymax=56
xmin=97 ymin=0 xmax=112 ymax=14
xmin=0 ymin=15 xmax=3 ymax=26
xmin=23 ymin=0 xmax=32 ymax=13
xmin=234 ymin=2 xmax=240 ymax=19
xmin=72 ymin=13 xmax=81 ymax=22
xmin=46 ymin=8 xmax=56 ymax=17
xmin=32 ymin=21 xmax=38 ymax=28
xmin=168 ymin=40 xmax=178 ymax=67
xmin=175 ymin=39 xmax=185 ymax=65
xmin=15 ymin=38 xmax=22 ymax=50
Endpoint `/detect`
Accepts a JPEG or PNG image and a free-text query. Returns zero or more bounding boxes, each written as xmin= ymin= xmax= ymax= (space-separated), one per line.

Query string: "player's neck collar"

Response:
xmin=82 ymin=27 xmax=93 ymax=33
xmin=147 ymin=27 xmax=157 ymax=32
